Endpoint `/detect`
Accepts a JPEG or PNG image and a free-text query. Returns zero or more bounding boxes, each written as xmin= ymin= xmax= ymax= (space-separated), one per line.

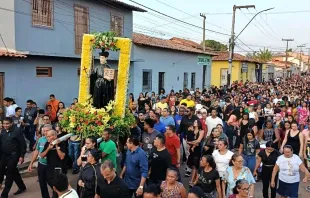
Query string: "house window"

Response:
xmin=183 ymin=72 xmax=188 ymax=89
xmin=142 ymin=69 xmax=152 ymax=92
xmin=32 ymin=0 xmax=54 ymax=27
xmin=74 ymin=4 xmax=89 ymax=54
xmin=111 ymin=13 xmax=124 ymax=36
xmin=36 ymin=67 xmax=52 ymax=77
xmin=191 ymin=73 xmax=196 ymax=89
xmin=158 ymin=72 xmax=165 ymax=94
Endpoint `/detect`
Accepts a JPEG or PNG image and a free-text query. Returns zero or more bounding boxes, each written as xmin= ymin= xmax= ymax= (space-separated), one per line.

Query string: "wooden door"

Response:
xmin=0 ymin=73 xmax=4 ymax=119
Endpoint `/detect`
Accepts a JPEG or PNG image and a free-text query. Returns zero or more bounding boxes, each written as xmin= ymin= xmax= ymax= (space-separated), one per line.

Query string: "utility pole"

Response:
xmin=297 ymin=44 xmax=306 ymax=73
xmin=200 ymin=13 xmax=206 ymax=52
xmin=227 ymin=5 xmax=255 ymax=86
xmin=200 ymin=13 xmax=207 ymax=89
xmin=282 ymin=39 xmax=294 ymax=78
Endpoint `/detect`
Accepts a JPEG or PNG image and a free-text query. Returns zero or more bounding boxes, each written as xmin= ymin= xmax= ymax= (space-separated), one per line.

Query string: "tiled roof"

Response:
xmin=132 ymin=33 xmax=217 ymax=56
xmin=0 ymin=50 xmax=27 ymax=58
xmin=98 ymin=0 xmax=147 ymax=12
xmin=169 ymin=37 xmax=214 ymax=51
xmin=212 ymin=52 xmax=259 ymax=63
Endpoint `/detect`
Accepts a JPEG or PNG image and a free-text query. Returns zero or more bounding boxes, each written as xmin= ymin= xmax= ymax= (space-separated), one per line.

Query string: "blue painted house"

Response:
xmin=131 ymin=33 xmax=216 ymax=97
xmin=0 ymin=0 xmax=215 ymax=110
xmin=0 ymin=0 xmax=145 ymax=107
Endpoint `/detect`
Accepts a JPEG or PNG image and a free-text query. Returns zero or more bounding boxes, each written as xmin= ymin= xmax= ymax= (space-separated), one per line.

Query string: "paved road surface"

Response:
xmin=5 ymin=165 xmax=310 ymax=198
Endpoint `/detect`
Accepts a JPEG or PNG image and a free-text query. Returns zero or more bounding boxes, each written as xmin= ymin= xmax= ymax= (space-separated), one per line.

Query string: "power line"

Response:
xmin=247 ymin=9 xmax=281 ymax=41
xmin=203 ymin=9 xmax=310 ymax=15
xmin=0 ymin=33 xmax=9 ymax=52
xmin=154 ymin=0 xmax=231 ymax=32
xmin=239 ymin=9 xmax=280 ymax=42
xmin=128 ymin=0 xmax=230 ymax=36
xmin=254 ymin=8 xmax=283 ymax=40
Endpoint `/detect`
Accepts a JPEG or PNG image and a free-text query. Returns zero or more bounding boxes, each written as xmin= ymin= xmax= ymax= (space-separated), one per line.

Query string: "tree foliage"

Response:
xmin=201 ymin=40 xmax=228 ymax=51
xmin=246 ymin=48 xmax=273 ymax=63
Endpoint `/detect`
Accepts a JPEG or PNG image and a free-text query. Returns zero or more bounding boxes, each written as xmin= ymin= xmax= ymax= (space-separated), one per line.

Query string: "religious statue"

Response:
xmin=89 ymin=50 xmax=115 ymax=109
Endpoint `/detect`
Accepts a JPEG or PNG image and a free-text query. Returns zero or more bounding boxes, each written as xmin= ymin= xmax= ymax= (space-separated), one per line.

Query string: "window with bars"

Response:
xmin=36 ymin=67 xmax=52 ymax=77
xmin=142 ymin=69 xmax=152 ymax=92
xmin=110 ymin=13 xmax=124 ymax=37
xmin=32 ymin=0 xmax=54 ymax=27
xmin=74 ymin=4 xmax=89 ymax=54
xmin=183 ymin=72 xmax=188 ymax=89
xmin=191 ymin=72 xmax=196 ymax=89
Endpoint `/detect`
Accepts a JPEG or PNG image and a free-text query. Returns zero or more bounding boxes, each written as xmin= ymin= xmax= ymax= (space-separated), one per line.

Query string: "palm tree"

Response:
xmin=255 ymin=48 xmax=273 ymax=63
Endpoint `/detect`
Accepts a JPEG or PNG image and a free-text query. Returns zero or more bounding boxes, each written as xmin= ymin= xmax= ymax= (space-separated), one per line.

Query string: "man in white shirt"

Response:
xmin=273 ymin=94 xmax=282 ymax=104
xmin=3 ymin=97 xmax=15 ymax=117
xmin=52 ymin=173 xmax=79 ymax=198
xmin=206 ymin=108 xmax=223 ymax=136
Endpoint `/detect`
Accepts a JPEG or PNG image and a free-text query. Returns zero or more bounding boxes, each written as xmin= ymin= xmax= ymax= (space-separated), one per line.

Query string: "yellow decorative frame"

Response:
xmin=78 ymin=34 xmax=132 ymax=117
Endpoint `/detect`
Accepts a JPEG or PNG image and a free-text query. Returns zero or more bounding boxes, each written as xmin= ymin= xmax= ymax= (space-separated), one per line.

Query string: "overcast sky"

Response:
xmin=124 ymin=0 xmax=310 ymax=55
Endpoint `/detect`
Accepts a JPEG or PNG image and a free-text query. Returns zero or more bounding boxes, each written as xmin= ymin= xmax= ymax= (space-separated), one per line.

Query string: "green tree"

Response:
xmin=286 ymin=48 xmax=292 ymax=52
xmin=255 ymin=48 xmax=273 ymax=63
xmin=246 ymin=52 xmax=257 ymax=59
xmin=201 ymin=40 xmax=228 ymax=51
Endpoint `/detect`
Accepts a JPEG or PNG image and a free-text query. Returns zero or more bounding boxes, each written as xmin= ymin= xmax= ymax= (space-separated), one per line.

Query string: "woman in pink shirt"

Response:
xmin=227 ymin=108 xmax=241 ymax=150
xmin=298 ymin=102 xmax=309 ymax=130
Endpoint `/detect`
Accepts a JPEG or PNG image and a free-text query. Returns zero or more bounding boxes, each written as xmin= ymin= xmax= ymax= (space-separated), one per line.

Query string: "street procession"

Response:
xmin=0 ymin=0 xmax=310 ymax=198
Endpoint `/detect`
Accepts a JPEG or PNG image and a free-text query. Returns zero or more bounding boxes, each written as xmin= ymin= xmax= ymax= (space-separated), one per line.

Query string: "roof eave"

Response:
xmin=134 ymin=43 xmax=217 ymax=56
xmin=99 ymin=0 xmax=147 ymax=12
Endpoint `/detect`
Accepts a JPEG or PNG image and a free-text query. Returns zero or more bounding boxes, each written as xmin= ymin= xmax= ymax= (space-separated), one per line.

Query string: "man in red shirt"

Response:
xmin=165 ymin=125 xmax=180 ymax=168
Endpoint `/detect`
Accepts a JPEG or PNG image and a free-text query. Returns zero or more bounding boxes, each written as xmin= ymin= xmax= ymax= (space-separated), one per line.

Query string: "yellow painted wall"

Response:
xmin=211 ymin=61 xmax=241 ymax=87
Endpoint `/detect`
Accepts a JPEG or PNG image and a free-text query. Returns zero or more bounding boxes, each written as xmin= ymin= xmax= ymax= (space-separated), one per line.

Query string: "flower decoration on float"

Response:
xmin=91 ymin=31 xmax=120 ymax=52
xmin=60 ymin=101 xmax=135 ymax=138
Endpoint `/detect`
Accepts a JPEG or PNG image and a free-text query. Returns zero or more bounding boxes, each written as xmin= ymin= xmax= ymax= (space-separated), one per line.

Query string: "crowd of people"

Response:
xmin=0 ymin=75 xmax=310 ymax=197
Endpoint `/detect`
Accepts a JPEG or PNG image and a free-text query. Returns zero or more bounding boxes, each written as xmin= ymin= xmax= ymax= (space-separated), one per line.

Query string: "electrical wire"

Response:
xmin=202 ymin=10 xmax=310 ymax=15
xmin=128 ymin=0 xmax=230 ymax=36
xmin=239 ymin=9 xmax=280 ymax=42
xmin=254 ymin=8 xmax=283 ymax=40
xmin=0 ymin=33 xmax=9 ymax=53
xmin=154 ymin=0 xmax=231 ymax=32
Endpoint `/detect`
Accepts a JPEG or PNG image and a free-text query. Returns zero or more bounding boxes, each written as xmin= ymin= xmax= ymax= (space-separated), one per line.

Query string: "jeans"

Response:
xmin=38 ymin=163 xmax=50 ymax=198
xmin=262 ymin=165 xmax=277 ymax=198
xmin=226 ymin=126 xmax=235 ymax=150
xmin=68 ymin=141 xmax=81 ymax=171
xmin=24 ymin=125 xmax=36 ymax=150
xmin=242 ymin=154 xmax=256 ymax=174
xmin=0 ymin=153 xmax=26 ymax=197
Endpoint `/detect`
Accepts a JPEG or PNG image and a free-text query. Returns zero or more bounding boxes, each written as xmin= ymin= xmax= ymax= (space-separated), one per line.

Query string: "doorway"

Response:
xmin=0 ymin=73 xmax=4 ymax=120
xmin=158 ymin=72 xmax=165 ymax=93
xmin=221 ymin=69 xmax=228 ymax=86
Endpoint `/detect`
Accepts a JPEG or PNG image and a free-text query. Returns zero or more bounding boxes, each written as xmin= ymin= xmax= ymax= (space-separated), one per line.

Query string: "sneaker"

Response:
xmin=306 ymin=185 xmax=310 ymax=193
xmin=185 ymin=171 xmax=191 ymax=177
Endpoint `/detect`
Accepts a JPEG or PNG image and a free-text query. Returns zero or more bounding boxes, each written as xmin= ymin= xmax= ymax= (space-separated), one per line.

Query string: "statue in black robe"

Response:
xmin=89 ymin=51 xmax=115 ymax=109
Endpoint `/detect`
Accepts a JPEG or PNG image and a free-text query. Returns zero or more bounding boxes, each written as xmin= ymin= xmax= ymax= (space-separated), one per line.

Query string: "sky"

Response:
xmin=123 ymin=0 xmax=310 ymax=55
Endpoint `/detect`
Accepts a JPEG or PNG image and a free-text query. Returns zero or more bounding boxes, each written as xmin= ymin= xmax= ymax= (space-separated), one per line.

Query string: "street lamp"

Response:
xmin=227 ymin=7 xmax=274 ymax=86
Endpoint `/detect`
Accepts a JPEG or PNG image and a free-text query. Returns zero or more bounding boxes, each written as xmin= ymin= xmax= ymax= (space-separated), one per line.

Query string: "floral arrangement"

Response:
xmin=91 ymin=31 xmax=120 ymax=52
xmin=60 ymin=101 xmax=135 ymax=138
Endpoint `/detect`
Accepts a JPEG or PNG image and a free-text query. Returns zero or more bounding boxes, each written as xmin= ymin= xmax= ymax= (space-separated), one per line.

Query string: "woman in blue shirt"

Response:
xmin=224 ymin=153 xmax=255 ymax=198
